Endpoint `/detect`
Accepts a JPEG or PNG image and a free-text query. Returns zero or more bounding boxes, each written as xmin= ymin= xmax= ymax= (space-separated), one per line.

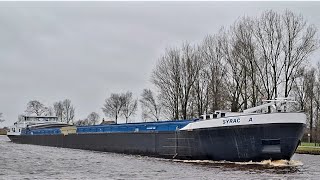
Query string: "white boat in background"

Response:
xmin=7 ymin=115 xmax=68 ymax=136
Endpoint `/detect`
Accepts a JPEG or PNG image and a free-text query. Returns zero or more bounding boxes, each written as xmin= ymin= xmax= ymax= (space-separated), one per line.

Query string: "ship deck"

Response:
xmin=24 ymin=120 xmax=193 ymax=136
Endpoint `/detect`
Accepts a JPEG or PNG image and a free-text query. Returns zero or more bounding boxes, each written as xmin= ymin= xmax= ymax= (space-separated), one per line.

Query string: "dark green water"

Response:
xmin=1 ymin=135 xmax=319 ymax=179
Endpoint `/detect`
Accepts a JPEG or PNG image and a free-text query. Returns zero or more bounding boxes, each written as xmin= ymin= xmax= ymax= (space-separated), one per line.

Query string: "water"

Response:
xmin=1 ymin=135 xmax=320 ymax=180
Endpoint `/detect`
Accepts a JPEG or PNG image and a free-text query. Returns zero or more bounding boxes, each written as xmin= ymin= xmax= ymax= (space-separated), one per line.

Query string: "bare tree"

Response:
xmin=305 ymin=68 xmax=316 ymax=142
xmin=62 ymin=99 xmax=75 ymax=124
xmin=53 ymin=101 xmax=64 ymax=122
xmin=150 ymin=9 xmax=318 ymax=119
xmin=53 ymin=100 xmax=75 ymax=123
xmin=192 ymin=67 xmax=209 ymax=116
xmin=25 ymin=100 xmax=46 ymax=116
xmin=43 ymin=106 xmax=55 ymax=116
xmin=314 ymin=72 xmax=320 ymax=143
xmin=0 ymin=113 xmax=4 ymax=123
xmin=75 ymin=119 xmax=90 ymax=126
xmin=253 ymin=10 xmax=284 ymax=102
xmin=230 ymin=17 xmax=261 ymax=109
xmin=152 ymin=43 xmax=203 ymax=120
xmin=87 ymin=112 xmax=100 ymax=125
xmin=291 ymin=66 xmax=320 ymax=142
xmin=121 ymin=92 xmax=138 ymax=123
xmin=179 ymin=43 xmax=203 ymax=119
xmin=220 ymin=29 xmax=247 ymax=112
xmin=102 ymin=93 xmax=125 ymax=123
xmin=198 ymin=34 xmax=228 ymax=114
xmin=292 ymin=67 xmax=308 ymax=111
xmin=140 ymin=89 xmax=161 ymax=121
xmin=312 ymin=64 xmax=320 ymax=144
xmin=282 ymin=10 xmax=318 ymax=97
xmin=152 ymin=48 xmax=181 ymax=120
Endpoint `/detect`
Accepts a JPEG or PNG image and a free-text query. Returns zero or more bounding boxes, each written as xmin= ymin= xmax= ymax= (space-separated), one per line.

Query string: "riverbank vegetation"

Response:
xmin=20 ymin=99 xmax=76 ymax=123
xmin=102 ymin=10 xmax=319 ymax=124
xmin=102 ymin=92 xmax=138 ymax=124
xmin=148 ymin=9 xmax=320 ymax=142
xmin=297 ymin=142 xmax=320 ymax=155
xmin=20 ymin=100 xmax=102 ymax=126
xmin=150 ymin=10 xmax=318 ymax=121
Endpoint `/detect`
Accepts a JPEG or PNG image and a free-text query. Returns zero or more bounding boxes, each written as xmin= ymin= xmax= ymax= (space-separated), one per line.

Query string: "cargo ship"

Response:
xmin=7 ymin=98 xmax=306 ymax=162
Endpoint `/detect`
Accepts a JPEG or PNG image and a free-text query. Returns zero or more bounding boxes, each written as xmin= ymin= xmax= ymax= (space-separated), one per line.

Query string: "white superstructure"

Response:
xmin=7 ymin=115 xmax=68 ymax=136
xmin=181 ymin=98 xmax=306 ymax=131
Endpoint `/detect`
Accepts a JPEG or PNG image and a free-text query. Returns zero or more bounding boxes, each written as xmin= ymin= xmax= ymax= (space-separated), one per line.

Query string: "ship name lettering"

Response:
xmin=223 ymin=118 xmax=240 ymax=124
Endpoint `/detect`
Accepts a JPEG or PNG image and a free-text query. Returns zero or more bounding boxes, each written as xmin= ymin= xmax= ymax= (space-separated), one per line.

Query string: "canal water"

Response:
xmin=1 ymin=135 xmax=319 ymax=179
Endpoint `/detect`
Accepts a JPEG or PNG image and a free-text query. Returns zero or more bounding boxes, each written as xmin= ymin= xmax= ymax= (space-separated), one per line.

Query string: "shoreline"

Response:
xmin=296 ymin=146 xmax=320 ymax=155
xmin=0 ymin=129 xmax=7 ymax=135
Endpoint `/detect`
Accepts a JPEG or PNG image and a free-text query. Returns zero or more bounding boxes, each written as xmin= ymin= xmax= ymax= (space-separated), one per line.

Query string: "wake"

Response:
xmin=173 ymin=159 xmax=303 ymax=168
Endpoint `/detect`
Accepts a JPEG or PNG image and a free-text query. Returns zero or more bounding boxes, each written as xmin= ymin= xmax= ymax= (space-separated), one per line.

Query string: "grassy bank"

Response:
xmin=296 ymin=142 xmax=320 ymax=155
xmin=0 ymin=129 xmax=7 ymax=135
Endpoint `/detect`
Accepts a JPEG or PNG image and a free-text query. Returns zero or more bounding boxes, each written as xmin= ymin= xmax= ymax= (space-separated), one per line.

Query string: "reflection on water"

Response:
xmin=1 ymin=135 xmax=320 ymax=179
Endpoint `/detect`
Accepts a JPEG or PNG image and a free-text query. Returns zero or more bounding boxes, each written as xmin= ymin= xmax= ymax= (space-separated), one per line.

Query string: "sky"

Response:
xmin=1 ymin=1 xmax=320 ymax=127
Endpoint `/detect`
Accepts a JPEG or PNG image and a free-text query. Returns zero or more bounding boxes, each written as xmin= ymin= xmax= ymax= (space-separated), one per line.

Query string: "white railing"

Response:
xmin=243 ymin=97 xmax=298 ymax=114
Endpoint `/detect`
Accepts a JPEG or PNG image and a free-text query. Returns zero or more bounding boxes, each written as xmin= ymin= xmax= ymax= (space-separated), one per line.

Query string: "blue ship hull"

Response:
xmin=8 ymin=122 xmax=305 ymax=162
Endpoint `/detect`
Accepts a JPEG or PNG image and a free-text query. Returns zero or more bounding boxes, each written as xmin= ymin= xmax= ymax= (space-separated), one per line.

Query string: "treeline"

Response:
xmin=21 ymin=99 xmax=75 ymax=123
xmin=296 ymin=66 xmax=320 ymax=142
xmin=101 ymin=90 xmax=161 ymax=123
xmin=21 ymin=99 xmax=101 ymax=126
xmin=103 ymin=10 xmax=319 ymax=128
xmin=151 ymin=10 xmax=318 ymax=122
xmin=20 ymin=89 xmax=161 ymax=126
xmin=149 ymin=9 xmax=320 ymax=141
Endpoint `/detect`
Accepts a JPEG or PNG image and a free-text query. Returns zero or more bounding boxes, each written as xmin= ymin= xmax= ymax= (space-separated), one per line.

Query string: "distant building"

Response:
xmin=100 ymin=118 xmax=115 ymax=125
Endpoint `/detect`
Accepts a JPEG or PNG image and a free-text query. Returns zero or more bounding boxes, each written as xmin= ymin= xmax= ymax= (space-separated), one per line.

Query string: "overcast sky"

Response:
xmin=1 ymin=1 xmax=320 ymax=127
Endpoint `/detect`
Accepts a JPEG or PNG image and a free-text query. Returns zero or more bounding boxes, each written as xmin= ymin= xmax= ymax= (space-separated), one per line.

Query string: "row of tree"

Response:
xmin=22 ymin=99 xmax=75 ymax=123
xmin=102 ymin=92 xmax=137 ymax=124
xmin=102 ymin=10 xmax=320 ymax=135
xmin=151 ymin=10 xmax=318 ymax=121
xmin=20 ymin=90 xmax=161 ymax=125
xmin=23 ymin=100 xmax=101 ymax=126
xmin=101 ymin=89 xmax=162 ymax=123
xmin=75 ymin=112 xmax=100 ymax=126
xmin=294 ymin=65 xmax=320 ymax=142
